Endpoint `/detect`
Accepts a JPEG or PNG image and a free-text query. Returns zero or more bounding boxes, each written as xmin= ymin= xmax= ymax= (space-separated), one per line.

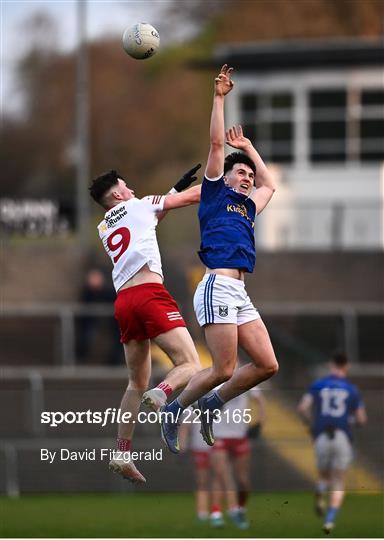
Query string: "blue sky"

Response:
xmin=1 ymin=0 xmax=170 ymax=113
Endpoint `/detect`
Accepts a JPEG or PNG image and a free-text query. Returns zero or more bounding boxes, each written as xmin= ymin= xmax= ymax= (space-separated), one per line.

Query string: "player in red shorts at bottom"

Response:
xmin=180 ymin=384 xmax=265 ymax=528
xmin=89 ymin=165 xmax=202 ymax=483
xmin=209 ymin=385 xmax=265 ymax=529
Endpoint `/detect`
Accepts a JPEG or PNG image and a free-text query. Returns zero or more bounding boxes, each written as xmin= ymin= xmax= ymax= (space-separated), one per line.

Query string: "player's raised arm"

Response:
xmin=163 ymin=184 xmax=201 ymax=211
xmin=205 ymin=65 xmax=234 ymax=180
xmin=156 ymin=164 xmax=202 ymax=222
xmin=226 ymin=125 xmax=276 ymax=214
xmin=169 ymin=163 xmax=201 ymax=194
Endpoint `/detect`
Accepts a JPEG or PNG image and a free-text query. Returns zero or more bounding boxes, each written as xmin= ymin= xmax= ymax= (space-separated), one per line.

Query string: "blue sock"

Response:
xmin=203 ymin=390 xmax=225 ymax=411
xmin=325 ymin=507 xmax=338 ymax=523
xmin=165 ymin=398 xmax=184 ymax=420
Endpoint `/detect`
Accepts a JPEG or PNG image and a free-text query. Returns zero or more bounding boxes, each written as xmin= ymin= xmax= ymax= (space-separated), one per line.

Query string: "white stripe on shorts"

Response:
xmin=203 ymin=274 xmax=216 ymax=324
xmin=194 ymin=273 xmax=260 ymax=327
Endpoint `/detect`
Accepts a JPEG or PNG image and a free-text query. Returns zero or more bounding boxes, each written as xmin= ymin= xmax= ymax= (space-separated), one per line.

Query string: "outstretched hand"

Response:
xmin=173 ymin=163 xmax=202 ymax=192
xmin=226 ymin=125 xmax=252 ymax=151
xmin=214 ymin=64 xmax=234 ymax=96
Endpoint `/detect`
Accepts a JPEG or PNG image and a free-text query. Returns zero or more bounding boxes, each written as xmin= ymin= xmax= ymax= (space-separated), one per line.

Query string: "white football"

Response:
xmin=122 ymin=23 xmax=160 ymax=60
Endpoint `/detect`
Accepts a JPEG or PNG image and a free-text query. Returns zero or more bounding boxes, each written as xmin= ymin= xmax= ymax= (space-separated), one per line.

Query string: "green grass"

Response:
xmin=0 ymin=492 xmax=383 ymax=538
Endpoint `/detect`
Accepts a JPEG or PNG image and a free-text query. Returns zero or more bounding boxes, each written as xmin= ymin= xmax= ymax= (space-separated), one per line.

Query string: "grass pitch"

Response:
xmin=0 ymin=492 xmax=383 ymax=538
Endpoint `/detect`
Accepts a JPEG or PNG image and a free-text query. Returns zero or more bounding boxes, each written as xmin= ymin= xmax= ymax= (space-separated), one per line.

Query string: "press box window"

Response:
xmin=310 ymin=90 xmax=347 ymax=163
xmin=359 ymin=89 xmax=384 ymax=162
xmin=240 ymin=92 xmax=294 ymax=164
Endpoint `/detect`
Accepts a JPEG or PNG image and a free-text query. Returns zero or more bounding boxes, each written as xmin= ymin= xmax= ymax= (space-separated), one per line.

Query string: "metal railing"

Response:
xmin=1 ymin=302 xmax=383 ymax=366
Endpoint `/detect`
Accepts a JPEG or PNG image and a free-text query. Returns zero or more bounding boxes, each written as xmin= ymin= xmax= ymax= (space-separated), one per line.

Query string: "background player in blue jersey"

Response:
xmin=161 ymin=64 xmax=278 ymax=452
xmin=297 ymin=352 xmax=367 ymax=534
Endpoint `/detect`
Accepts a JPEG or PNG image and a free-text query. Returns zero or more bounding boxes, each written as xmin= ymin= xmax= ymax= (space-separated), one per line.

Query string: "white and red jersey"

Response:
xmin=185 ymin=386 xmax=261 ymax=450
xmin=184 ymin=408 xmax=210 ymax=452
xmin=97 ymin=196 xmax=165 ymax=291
xmin=190 ymin=421 xmax=210 ymax=453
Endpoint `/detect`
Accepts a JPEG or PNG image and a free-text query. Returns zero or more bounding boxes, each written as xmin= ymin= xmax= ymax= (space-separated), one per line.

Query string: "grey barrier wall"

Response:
xmin=1 ymin=367 xmax=382 ymax=496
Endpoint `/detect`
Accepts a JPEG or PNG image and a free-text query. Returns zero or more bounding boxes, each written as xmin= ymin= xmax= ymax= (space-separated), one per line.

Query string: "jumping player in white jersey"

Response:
xmin=89 ymin=166 xmax=202 ymax=483
xmin=161 ymin=65 xmax=278 ymax=453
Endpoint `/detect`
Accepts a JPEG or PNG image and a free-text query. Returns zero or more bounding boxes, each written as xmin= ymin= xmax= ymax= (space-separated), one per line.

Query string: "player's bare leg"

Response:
xmin=232 ymin=452 xmax=251 ymax=529
xmin=190 ymin=324 xmax=239 ymax=445
xmin=315 ymin=470 xmax=330 ymax=516
xmin=161 ymin=320 xmax=277 ymax=451
xmin=193 ymin=319 xmax=277 ymax=446
xmin=323 ymin=469 xmax=346 ymax=534
xmin=160 ymin=324 xmax=238 ymax=451
xmin=119 ymin=339 xmax=151 ymax=440
xmin=210 ymin=449 xmax=236 ymax=527
xmin=142 ymin=327 xmax=201 ymax=411
xmin=179 ymin=324 xmax=239 ymax=404
xmin=110 ymin=339 xmax=151 ymax=483
xmin=194 ymin=466 xmax=210 ymax=522
xmin=216 ymin=319 xmax=278 ymax=402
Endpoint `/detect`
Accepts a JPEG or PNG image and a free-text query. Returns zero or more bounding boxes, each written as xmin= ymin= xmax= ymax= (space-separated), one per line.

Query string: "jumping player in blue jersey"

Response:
xmin=160 ymin=64 xmax=278 ymax=453
xmin=297 ymin=352 xmax=367 ymax=534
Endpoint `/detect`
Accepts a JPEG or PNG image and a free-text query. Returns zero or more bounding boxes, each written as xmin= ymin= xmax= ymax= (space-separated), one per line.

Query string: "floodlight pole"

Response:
xmin=76 ymin=0 xmax=90 ymax=249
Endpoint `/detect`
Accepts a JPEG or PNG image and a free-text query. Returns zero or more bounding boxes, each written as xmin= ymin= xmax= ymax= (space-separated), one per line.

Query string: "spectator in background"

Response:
xmin=76 ymin=268 xmax=123 ymax=365
xmin=297 ymin=351 xmax=367 ymax=534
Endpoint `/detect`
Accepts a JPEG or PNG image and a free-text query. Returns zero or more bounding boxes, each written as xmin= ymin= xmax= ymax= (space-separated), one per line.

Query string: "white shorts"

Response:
xmin=193 ymin=274 xmax=261 ymax=327
xmin=314 ymin=429 xmax=353 ymax=471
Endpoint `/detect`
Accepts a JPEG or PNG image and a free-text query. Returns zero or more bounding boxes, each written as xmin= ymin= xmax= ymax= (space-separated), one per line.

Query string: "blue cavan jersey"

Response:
xmin=198 ymin=176 xmax=257 ymax=272
xmin=308 ymin=374 xmax=363 ymax=441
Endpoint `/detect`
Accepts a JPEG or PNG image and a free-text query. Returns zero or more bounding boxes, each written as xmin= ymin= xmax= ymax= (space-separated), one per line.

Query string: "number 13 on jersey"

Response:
xmin=320 ymin=387 xmax=348 ymax=417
